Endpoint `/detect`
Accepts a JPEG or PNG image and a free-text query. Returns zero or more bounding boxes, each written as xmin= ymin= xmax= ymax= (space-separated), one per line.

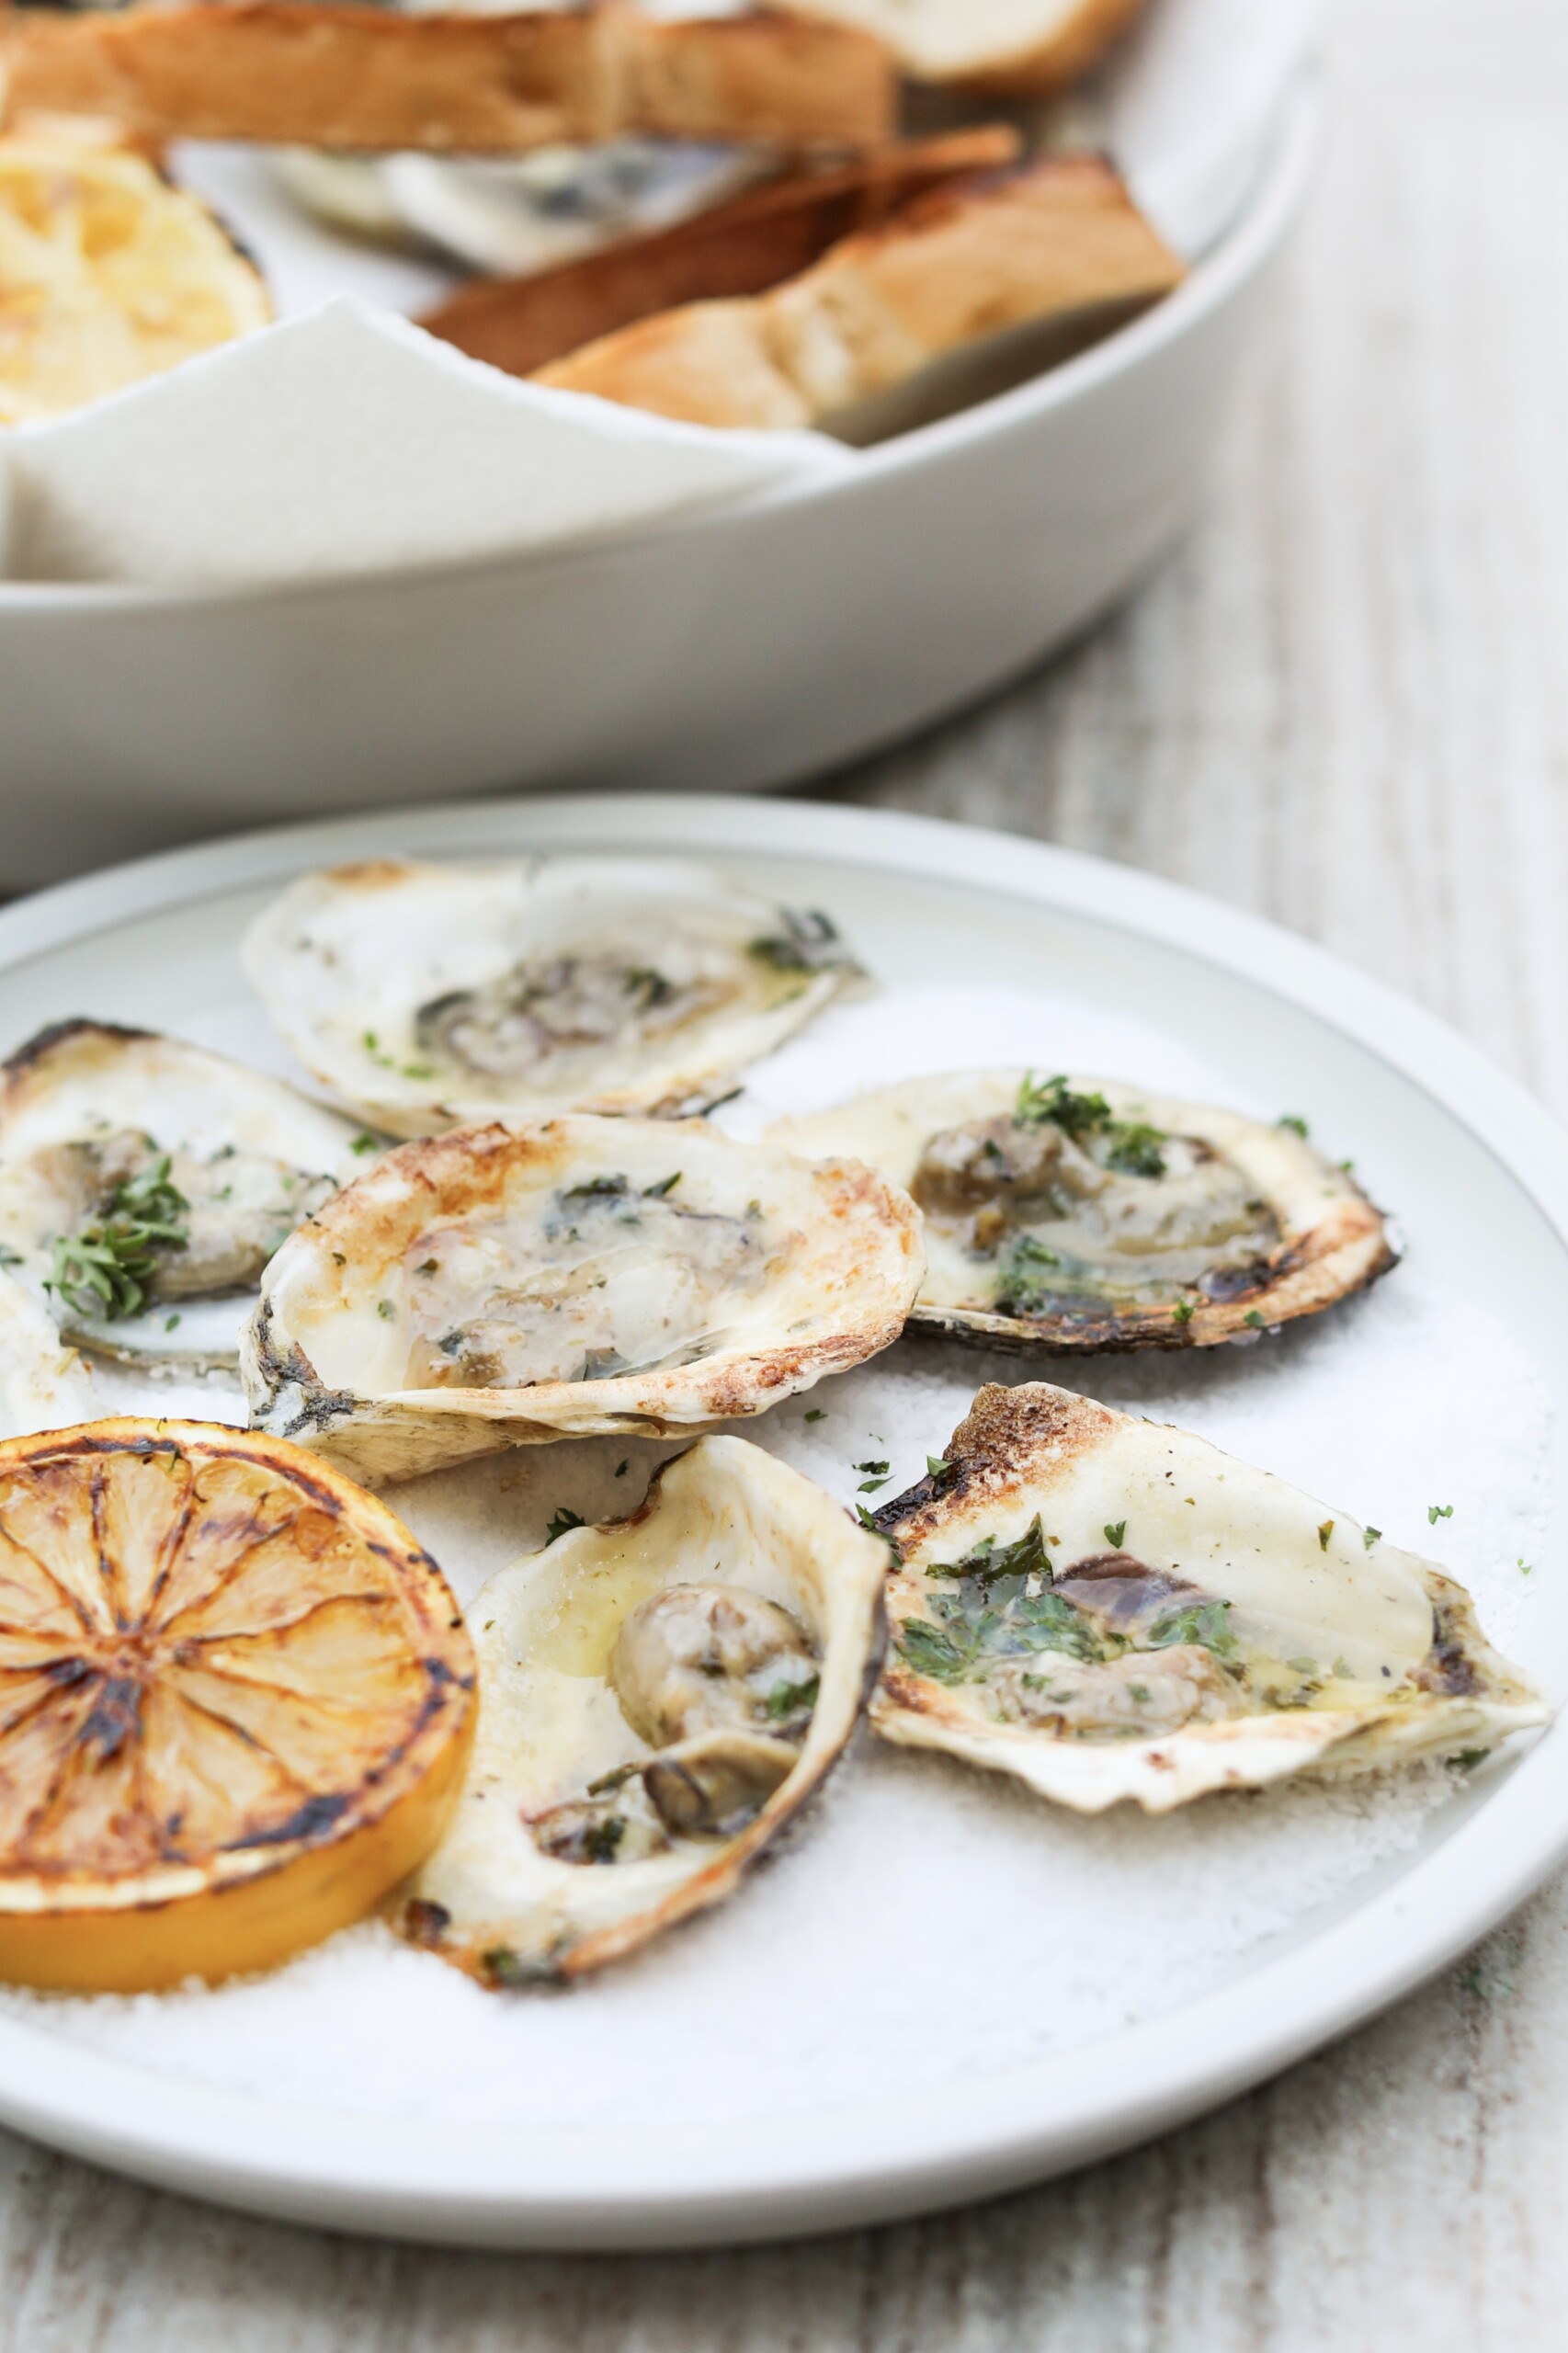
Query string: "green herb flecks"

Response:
xmin=1317 ymin=1519 xmax=1334 ymax=1552
xmin=47 ymin=1154 xmax=189 ymax=1324
xmin=1144 ymin=1598 xmax=1238 ymax=1659
xmin=1104 ymin=1521 xmax=1127 ymax=1551
xmin=1429 ymin=1504 xmax=1454 ymax=1525
xmin=1363 ymin=1526 xmax=1382 ymax=1549
xmin=926 ymin=1456 xmax=952 ymax=1483
xmin=1278 ymin=1114 xmax=1310 ymax=1138
xmin=351 ymin=1132 xmax=381 ymax=1156
xmin=1013 ymin=1073 xmax=1167 ymax=1179
xmin=545 ymin=1506 xmax=585 ymax=1545
xmin=766 ymin=1674 xmax=820 ymax=1721
xmin=642 ymin=1172 xmax=681 ymax=1199
xmin=747 ymin=907 xmax=848 ymax=974
xmin=1244 ymin=1309 xmax=1267 ymax=1330
xmin=1172 ymin=1298 xmax=1196 ymax=1327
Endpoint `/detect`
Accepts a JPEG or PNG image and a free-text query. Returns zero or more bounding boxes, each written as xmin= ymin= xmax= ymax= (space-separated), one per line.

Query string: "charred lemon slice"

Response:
xmin=0 ymin=138 xmax=269 ymax=425
xmin=0 ymin=1418 xmax=474 ymax=1990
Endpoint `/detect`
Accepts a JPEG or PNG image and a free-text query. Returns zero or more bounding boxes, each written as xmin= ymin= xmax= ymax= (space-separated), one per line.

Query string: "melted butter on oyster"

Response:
xmin=396 ymin=1436 xmax=886 ymax=1984
xmin=772 ymin=1069 xmax=1395 ymax=1350
xmin=873 ymin=1383 xmax=1549 ymax=1813
xmin=244 ymin=1113 xmax=924 ymax=1483
xmin=398 ymin=1171 xmax=769 ymax=1392
xmin=244 ymin=858 xmax=863 ymax=1137
xmin=0 ymin=1021 xmax=374 ymax=1370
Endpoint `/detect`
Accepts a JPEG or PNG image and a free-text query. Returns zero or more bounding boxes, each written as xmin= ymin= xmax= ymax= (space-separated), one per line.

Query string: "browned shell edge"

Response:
xmin=871 ymin=1379 xmax=1122 ymax=1553
xmin=404 ymin=1441 xmax=891 ymax=1988
xmin=1 ymin=1015 xmax=160 ymax=1094
xmin=906 ymin=1193 xmax=1401 ymax=1356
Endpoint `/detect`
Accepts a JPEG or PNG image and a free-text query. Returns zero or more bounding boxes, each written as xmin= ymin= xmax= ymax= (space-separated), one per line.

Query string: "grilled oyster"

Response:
xmin=243 ymin=1113 xmax=924 ymax=1483
xmin=0 ymin=1021 xmax=373 ymax=1369
xmin=243 ymin=857 xmax=864 ymax=1138
xmin=771 ymin=1070 xmax=1395 ymax=1350
xmin=396 ymin=1435 xmax=886 ymax=1983
xmin=0 ymin=1269 xmax=97 ymax=1438
xmin=873 ymin=1382 xmax=1548 ymax=1813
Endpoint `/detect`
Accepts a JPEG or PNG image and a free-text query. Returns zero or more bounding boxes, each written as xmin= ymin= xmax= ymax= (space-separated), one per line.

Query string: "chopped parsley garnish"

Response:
xmin=561 ymin=1174 xmax=630 ymax=1205
xmin=1013 ymin=1073 xmax=1168 ymax=1178
xmin=1363 ymin=1526 xmax=1381 ymax=1549
xmin=1171 ymin=1298 xmax=1196 ymax=1326
xmin=1428 ymin=1503 xmax=1453 ymax=1525
xmin=927 ymin=1516 xmax=1048 ymax=1589
xmin=1519 ymin=1558 xmax=1533 ymax=1576
xmin=47 ymin=1154 xmax=189 ymax=1323
xmin=377 ymin=1300 xmax=395 ymax=1320
xmin=415 ymin=1258 xmax=437 ymax=1276
xmin=622 ymin=966 xmax=673 ymax=1007
xmin=1244 ymin=1310 xmax=1266 ymax=1330
xmin=164 ymin=1313 xmax=181 ymax=1333
xmin=995 ymin=1231 xmax=1062 ymax=1315
xmin=1104 ymin=1521 xmax=1127 ymax=1550
xmin=1278 ymin=1114 xmax=1310 ymax=1138
xmin=614 ymin=1460 xmax=629 ymax=1478
xmin=545 ymin=1506 xmax=585 ymax=1544
xmin=579 ymin=1816 xmax=625 ymax=1864
xmin=350 ymin=1132 xmax=380 ymax=1156
xmin=856 ymin=1504 xmax=892 ymax=1539
xmin=855 ymin=1460 xmax=889 ymax=1475
xmin=926 ymin=1456 xmax=952 ymax=1482
xmin=1144 ymin=1599 xmax=1237 ymax=1658
xmin=1317 ymin=1519 xmax=1334 ymax=1552
xmin=804 ymin=1408 xmax=825 ymax=1424
xmin=766 ymin=1675 xmax=820 ymax=1721
xmin=643 ymin=1172 xmax=681 ymax=1198
xmin=1449 ymin=1749 xmax=1491 ymax=1772
xmin=747 ymin=907 xmax=847 ymax=973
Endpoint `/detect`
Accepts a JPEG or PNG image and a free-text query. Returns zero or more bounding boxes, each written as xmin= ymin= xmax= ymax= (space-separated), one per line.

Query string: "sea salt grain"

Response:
xmin=0 ymin=988 xmax=1551 ymax=2134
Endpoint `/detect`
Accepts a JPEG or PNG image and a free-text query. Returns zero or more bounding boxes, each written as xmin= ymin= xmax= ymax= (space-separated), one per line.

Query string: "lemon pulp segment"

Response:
xmin=0 ymin=1418 xmax=474 ymax=1990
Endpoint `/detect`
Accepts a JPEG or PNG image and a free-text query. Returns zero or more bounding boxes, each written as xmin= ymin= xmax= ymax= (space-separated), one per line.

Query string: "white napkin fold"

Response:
xmin=0 ymin=298 xmax=849 ymax=587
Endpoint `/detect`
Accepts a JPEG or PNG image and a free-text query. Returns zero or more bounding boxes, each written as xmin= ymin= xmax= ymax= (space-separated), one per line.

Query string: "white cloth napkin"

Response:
xmin=0 ymin=299 xmax=849 ymax=586
xmin=0 ymin=0 xmax=1318 ymax=591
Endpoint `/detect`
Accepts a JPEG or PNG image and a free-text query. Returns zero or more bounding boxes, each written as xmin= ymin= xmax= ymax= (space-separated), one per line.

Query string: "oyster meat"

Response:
xmin=873 ymin=1381 xmax=1548 ymax=1812
xmin=396 ymin=1435 xmax=887 ymax=1983
xmin=0 ymin=1022 xmax=374 ymax=1369
xmin=243 ymin=1113 xmax=924 ymax=1482
xmin=772 ymin=1070 xmax=1396 ymax=1350
xmin=243 ymin=857 xmax=863 ymax=1137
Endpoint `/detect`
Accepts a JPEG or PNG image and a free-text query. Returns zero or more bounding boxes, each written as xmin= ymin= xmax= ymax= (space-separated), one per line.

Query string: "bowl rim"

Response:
xmin=0 ymin=78 xmax=1322 ymax=619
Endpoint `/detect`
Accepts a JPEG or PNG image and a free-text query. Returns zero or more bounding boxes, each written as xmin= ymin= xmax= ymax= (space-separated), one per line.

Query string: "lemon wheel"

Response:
xmin=0 ymin=1418 xmax=474 ymax=1991
xmin=0 ymin=137 xmax=269 ymax=425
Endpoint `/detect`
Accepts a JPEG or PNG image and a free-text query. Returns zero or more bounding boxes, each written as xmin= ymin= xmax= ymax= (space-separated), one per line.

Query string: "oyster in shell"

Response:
xmin=872 ymin=1382 xmax=1548 ymax=1812
xmin=772 ymin=1070 xmax=1395 ymax=1350
xmin=396 ymin=1435 xmax=887 ymax=1984
xmin=243 ymin=1114 xmax=924 ymax=1483
xmin=0 ymin=1270 xmax=97 ymax=1438
xmin=0 ymin=1022 xmax=373 ymax=1369
xmin=243 ymin=858 xmax=863 ymax=1138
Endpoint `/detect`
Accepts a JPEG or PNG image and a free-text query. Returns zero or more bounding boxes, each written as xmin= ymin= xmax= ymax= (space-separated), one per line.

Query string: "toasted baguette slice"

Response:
xmin=422 ymin=126 xmax=1019 ymax=381
xmin=535 ymin=154 xmax=1183 ymax=431
xmin=783 ymin=0 xmax=1147 ymax=94
xmin=0 ymin=5 xmax=895 ymax=154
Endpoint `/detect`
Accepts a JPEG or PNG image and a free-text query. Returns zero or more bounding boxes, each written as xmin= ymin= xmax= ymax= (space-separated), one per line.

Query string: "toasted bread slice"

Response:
xmin=422 ymin=126 xmax=1019 ymax=381
xmin=783 ymin=0 xmax=1147 ymax=94
xmin=535 ymin=154 xmax=1183 ymax=432
xmin=0 ymin=4 xmax=895 ymax=154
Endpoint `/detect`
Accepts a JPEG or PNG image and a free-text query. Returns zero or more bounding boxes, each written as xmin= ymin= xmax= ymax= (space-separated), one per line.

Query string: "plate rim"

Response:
xmin=0 ymin=786 xmax=1564 ymax=2251
xmin=0 ymin=84 xmax=1320 ymax=620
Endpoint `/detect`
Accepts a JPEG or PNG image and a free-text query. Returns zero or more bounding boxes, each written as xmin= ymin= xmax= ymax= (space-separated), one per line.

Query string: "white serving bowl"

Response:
xmin=0 ymin=87 xmax=1317 ymax=886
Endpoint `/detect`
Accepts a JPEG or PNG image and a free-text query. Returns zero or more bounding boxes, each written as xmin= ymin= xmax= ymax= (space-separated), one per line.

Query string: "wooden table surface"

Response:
xmin=4 ymin=1 xmax=1564 ymax=2342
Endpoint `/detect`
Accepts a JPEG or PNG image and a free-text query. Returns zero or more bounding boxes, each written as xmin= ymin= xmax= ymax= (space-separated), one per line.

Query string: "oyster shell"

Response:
xmin=771 ymin=1070 xmax=1395 ymax=1350
xmin=395 ymin=1435 xmax=887 ymax=1984
xmin=0 ymin=1270 xmax=97 ymax=1438
xmin=242 ymin=1113 xmax=924 ymax=1483
xmin=872 ymin=1382 xmax=1548 ymax=1812
xmin=0 ymin=1021 xmax=373 ymax=1369
xmin=243 ymin=857 xmax=863 ymax=1138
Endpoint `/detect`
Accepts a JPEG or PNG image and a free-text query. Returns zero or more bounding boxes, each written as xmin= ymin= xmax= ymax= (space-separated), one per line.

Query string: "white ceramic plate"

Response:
xmin=0 ymin=790 xmax=1563 ymax=2252
xmin=0 ymin=90 xmax=1317 ymax=888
